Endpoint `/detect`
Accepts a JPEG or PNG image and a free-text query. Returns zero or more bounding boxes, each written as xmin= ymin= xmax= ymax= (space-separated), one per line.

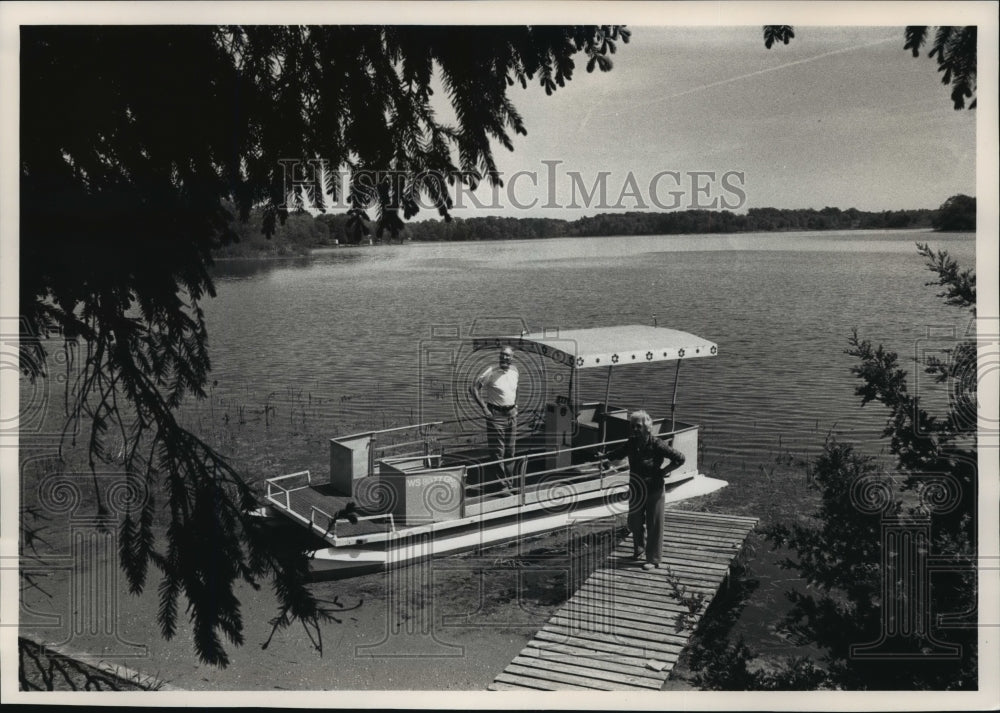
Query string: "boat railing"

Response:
xmin=344 ymin=415 xmax=546 ymax=472
xmin=332 ymin=414 xmax=699 ymax=516
xmin=371 ymin=435 xmax=632 ymax=503
xmin=335 ymin=414 xmax=541 ymax=445
xmin=310 ymin=504 xmax=397 ymax=538
xmin=309 ymin=504 xmax=338 ymax=536
xmin=265 ymin=470 xmax=312 ymax=511
xmin=329 ymin=512 xmax=397 ymax=541
xmin=337 ymin=422 xmax=435 ymax=441
xmin=335 ymin=418 xmax=467 ymax=476
xmin=459 ymin=437 xmax=632 ymax=501
xmin=383 ymin=417 xmax=698 ymax=504
xmin=375 ymin=418 xmax=700 ymax=483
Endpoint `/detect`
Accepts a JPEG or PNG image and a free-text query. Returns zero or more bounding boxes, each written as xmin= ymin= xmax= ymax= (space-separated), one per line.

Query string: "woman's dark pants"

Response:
xmin=628 ymin=475 xmax=665 ymax=565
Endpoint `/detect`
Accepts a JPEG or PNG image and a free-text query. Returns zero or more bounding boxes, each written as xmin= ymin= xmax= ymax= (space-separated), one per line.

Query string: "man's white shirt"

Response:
xmin=475 ymin=365 xmax=519 ymax=407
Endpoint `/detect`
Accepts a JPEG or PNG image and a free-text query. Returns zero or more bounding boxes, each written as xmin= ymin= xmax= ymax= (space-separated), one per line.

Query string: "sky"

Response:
xmin=0 ymin=3 xmax=989 ymax=224
xmin=448 ymin=25 xmax=978 ymax=218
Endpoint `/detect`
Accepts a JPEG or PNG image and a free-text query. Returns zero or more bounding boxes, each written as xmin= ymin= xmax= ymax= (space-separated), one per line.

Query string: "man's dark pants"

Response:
xmin=484 ymin=406 xmax=517 ymax=491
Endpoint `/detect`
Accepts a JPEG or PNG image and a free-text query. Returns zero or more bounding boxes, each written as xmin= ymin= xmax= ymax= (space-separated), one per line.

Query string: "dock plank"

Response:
xmin=668 ymin=509 xmax=759 ymax=523
xmin=665 ymin=517 xmax=759 ymax=533
xmin=664 ymin=529 xmax=754 ymax=543
xmin=665 ymin=522 xmax=757 ymax=537
xmin=595 ymin=572 xmax=720 ymax=595
xmin=596 ymin=569 xmax=722 ymax=591
xmin=572 ymin=590 xmax=706 ymax=617
xmin=558 ymin=601 xmax=700 ymax=635
xmin=502 ymin=663 xmax=619 ymax=690
xmin=491 ymin=508 xmax=757 ymax=691
xmin=576 ymin=579 xmax=709 ymax=604
xmin=606 ymin=556 xmax=731 ymax=580
xmin=490 ymin=672 xmax=592 ymax=691
xmin=549 ymin=611 xmax=693 ymax=645
xmin=539 ymin=624 xmax=685 ymax=656
xmin=527 ymin=638 xmax=675 ymax=668
xmin=510 ymin=655 xmax=661 ymax=689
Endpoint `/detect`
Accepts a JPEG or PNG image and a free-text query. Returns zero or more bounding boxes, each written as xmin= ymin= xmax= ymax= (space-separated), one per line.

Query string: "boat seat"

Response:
xmin=576 ymin=404 xmax=599 ymax=427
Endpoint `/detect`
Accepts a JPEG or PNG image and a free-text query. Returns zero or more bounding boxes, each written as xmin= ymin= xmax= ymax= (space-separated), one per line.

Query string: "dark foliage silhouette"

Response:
xmin=691 ymin=245 xmax=977 ymax=689
xmin=932 ymin=194 xmax=977 ymax=232
xmin=19 ymin=24 xmax=628 ymax=666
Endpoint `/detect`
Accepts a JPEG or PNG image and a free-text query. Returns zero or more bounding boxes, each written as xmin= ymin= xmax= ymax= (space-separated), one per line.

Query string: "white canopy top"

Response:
xmin=471 ymin=325 xmax=718 ymax=369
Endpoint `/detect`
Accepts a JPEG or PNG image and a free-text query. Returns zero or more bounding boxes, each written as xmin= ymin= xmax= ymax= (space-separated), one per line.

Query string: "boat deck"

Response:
xmin=262 ymin=462 xmax=632 ymax=544
xmin=488 ymin=509 xmax=758 ymax=691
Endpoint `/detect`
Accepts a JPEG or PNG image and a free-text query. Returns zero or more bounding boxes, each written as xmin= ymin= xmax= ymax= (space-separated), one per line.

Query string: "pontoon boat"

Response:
xmin=261 ymin=325 xmax=726 ymax=579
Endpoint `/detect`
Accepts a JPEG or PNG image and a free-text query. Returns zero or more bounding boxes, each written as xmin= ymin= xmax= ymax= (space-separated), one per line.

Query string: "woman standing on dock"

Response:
xmin=603 ymin=410 xmax=686 ymax=570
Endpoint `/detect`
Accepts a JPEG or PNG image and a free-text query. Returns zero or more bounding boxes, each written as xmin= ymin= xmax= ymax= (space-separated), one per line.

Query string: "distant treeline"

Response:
xmin=213 ymin=195 xmax=974 ymax=257
xmin=406 ymin=206 xmax=935 ymax=242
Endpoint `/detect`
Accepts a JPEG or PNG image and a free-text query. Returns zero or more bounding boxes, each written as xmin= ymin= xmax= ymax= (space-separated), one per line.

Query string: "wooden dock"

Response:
xmin=489 ymin=509 xmax=758 ymax=691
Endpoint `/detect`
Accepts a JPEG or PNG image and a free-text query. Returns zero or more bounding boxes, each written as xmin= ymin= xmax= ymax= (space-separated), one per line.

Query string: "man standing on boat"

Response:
xmin=603 ymin=410 xmax=686 ymax=571
xmin=470 ymin=346 xmax=519 ymax=493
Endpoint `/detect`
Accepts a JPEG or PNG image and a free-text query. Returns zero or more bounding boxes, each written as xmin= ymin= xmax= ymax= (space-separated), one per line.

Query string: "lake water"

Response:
xmin=204 ymin=229 xmax=976 ymax=472
xmin=200 ymin=228 xmax=977 ymax=663
xmin=17 ymin=227 xmax=979 ymax=677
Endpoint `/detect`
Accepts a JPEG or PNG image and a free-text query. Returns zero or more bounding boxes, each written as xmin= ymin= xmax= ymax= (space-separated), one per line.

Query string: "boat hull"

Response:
xmin=305 ymin=474 xmax=728 ymax=580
